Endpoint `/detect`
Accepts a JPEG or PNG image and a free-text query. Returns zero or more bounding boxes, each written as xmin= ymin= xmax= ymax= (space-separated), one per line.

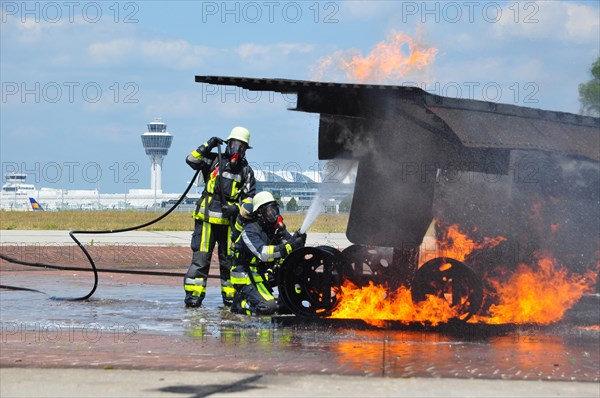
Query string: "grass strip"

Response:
xmin=0 ymin=210 xmax=349 ymax=233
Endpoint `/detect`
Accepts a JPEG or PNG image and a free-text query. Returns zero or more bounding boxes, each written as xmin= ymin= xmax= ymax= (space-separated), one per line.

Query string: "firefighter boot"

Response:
xmin=184 ymin=275 xmax=207 ymax=308
xmin=183 ymin=251 xmax=210 ymax=308
xmin=231 ymin=288 xmax=253 ymax=315
xmin=221 ymin=279 xmax=235 ymax=307
xmin=184 ymin=292 xmax=202 ymax=308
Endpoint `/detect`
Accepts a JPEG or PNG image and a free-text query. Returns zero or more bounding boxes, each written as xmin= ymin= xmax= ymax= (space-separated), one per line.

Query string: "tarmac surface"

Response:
xmin=0 ymin=229 xmax=353 ymax=248
xmin=1 ymin=229 xmax=599 ymax=397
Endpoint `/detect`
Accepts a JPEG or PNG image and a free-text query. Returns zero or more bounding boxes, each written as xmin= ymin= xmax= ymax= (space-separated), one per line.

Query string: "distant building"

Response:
xmin=246 ymin=168 xmax=354 ymax=213
xmin=0 ymin=169 xmax=354 ymax=213
xmin=141 ymin=118 xmax=172 ymax=193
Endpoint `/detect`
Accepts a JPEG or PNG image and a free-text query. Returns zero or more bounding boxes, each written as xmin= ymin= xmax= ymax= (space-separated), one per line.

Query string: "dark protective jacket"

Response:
xmin=186 ymin=141 xmax=256 ymax=224
xmin=231 ymin=202 xmax=254 ymax=244
xmin=233 ymin=221 xmax=293 ymax=272
xmin=231 ymin=221 xmax=294 ymax=287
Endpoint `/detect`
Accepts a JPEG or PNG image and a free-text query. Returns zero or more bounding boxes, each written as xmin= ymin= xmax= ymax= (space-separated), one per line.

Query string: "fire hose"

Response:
xmin=0 ymin=168 xmax=203 ymax=301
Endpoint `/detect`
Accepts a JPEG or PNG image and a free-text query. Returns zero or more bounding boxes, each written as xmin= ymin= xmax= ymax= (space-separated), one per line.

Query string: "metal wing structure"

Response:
xmin=196 ymin=76 xmax=599 ymax=285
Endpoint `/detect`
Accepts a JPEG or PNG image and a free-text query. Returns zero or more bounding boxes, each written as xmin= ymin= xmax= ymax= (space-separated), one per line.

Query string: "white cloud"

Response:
xmin=88 ymin=38 xmax=135 ymax=64
xmin=236 ymin=43 xmax=315 ymax=58
xmin=143 ymin=90 xmax=200 ymax=118
xmin=1 ymin=8 xmax=127 ymax=45
xmin=86 ymin=38 xmax=214 ymax=70
xmin=338 ymin=1 xmax=399 ymax=20
xmin=564 ymin=3 xmax=600 ymax=43
xmin=88 ymin=39 xmax=316 ymax=72
xmin=234 ymin=43 xmax=316 ymax=70
xmin=140 ymin=40 xmax=213 ymax=70
xmin=494 ymin=1 xmax=599 ymax=44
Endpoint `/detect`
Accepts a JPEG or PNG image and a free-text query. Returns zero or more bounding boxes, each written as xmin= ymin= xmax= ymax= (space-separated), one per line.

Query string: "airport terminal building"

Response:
xmin=0 ymin=169 xmax=354 ymax=213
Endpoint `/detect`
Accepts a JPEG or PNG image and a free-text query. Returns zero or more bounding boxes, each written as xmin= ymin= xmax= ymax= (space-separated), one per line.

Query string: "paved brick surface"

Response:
xmin=1 ymin=311 xmax=599 ymax=382
xmin=0 ymin=245 xmax=225 ymax=286
xmin=1 ymin=245 xmax=192 ymax=270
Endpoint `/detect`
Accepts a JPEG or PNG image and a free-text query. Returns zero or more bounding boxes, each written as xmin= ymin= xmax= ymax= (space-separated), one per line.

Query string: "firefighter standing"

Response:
xmin=183 ymin=127 xmax=256 ymax=308
xmin=230 ymin=191 xmax=306 ymax=315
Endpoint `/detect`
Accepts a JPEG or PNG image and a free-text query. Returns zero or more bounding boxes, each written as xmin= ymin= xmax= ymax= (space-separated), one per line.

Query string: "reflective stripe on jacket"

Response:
xmin=234 ymin=222 xmax=293 ymax=266
xmin=186 ymin=142 xmax=256 ymax=224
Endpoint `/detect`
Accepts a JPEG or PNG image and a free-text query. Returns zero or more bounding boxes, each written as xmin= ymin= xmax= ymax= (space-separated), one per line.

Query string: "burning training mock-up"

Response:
xmin=195 ymin=75 xmax=599 ymax=327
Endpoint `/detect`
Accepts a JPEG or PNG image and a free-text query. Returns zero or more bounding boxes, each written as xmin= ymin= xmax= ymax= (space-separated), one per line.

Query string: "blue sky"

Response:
xmin=1 ymin=1 xmax=599 ymax=193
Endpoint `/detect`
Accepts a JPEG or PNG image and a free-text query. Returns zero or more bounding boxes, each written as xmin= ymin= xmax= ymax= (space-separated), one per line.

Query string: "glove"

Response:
xmin=264 ymin=264 xmax=279 ymax=285
xmin=289 ymin=232 xmax=306 ymax=251
xmin=221 ymin=204 xmax=238 ymax=218
xmin=293 ymin=231 xmax=307 ymax=245
xmin=207 ymin=136 xmax=224 ymax=149
xmin=274 ymin=223 xmax=287 ymax=241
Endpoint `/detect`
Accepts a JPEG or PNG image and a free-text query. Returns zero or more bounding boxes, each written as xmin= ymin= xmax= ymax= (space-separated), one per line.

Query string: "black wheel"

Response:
xmin=278 ymin=246 xmax=350 ymax=317
xmin=341 ymin=245 xmax=393 ymax=286
xmin=411 ymin=257 xmax=483 ymax=321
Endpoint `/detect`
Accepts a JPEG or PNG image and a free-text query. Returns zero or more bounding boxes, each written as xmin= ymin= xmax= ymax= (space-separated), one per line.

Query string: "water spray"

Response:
xmin=299 ymin=160 xmax=356 ymax=234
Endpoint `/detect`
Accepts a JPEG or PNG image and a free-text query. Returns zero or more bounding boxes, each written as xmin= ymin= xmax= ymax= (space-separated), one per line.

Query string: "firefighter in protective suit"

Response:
xmin=230 ymin=191 xmax=306 ymax=315
xmin=183 ymin=127 xmax=256 ymax=308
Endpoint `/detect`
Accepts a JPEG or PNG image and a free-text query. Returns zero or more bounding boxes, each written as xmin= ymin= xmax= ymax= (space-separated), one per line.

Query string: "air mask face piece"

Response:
xmin=227 ymin=139 xmax=247 ymax=165
xmin=259 ymin=202 xmax=280 ymax=225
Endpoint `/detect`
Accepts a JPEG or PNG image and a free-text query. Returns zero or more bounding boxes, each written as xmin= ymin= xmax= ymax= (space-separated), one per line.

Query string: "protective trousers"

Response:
xmin=184 ymin=219 xmax=235 ymax=307
xmin=230 ymin=265 xmax=277 ymax=315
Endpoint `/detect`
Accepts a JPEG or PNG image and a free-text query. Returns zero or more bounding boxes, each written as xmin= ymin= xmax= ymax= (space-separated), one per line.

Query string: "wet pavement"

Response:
xmin=1 ymin=231 xmax=599 ymax=397
xmin=1 ymin=270 xmax=598 ymax=383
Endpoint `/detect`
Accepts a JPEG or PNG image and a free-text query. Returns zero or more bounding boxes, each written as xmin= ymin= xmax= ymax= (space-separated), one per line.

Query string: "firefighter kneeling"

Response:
xmin=230 ymin=191 xmax=306 ymax=315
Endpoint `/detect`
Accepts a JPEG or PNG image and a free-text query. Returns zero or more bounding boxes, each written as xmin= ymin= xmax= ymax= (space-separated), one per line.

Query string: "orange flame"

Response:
xmin=330 ymin=280 xmax=458 ymax=327
xmin=474 ymin=256 xmax=597 ymax=325
xmin=435 ymin=224 xmax=506 ymax=263
xmin=330 ymin=223 xmax=596 ymax=326
xmin=311 ymin=30 xmax=437 ymax=84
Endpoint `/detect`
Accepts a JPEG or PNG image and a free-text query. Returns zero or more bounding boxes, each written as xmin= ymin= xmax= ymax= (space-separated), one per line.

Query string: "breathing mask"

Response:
xmin=258 ymin=201 xmax=283 ymax=231
xmin=226 ymin=139 xmax=247 ymax=167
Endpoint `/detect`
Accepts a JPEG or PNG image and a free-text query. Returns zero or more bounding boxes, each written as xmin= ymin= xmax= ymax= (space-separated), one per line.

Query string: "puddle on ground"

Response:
xmin=1 ymin=272 xmax=598 ymax=380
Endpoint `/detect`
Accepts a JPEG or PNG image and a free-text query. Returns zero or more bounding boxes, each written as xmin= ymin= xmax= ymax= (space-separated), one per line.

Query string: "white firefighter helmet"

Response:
xmin=252 ymin=191 xmax=276 ymax=211
xmin=227 ymin=126 xmax=251 ymax=148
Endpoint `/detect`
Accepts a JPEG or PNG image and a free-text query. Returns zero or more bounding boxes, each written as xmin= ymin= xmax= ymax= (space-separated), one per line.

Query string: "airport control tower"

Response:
xmin=141 ymin=118 xmax=173 ymax=193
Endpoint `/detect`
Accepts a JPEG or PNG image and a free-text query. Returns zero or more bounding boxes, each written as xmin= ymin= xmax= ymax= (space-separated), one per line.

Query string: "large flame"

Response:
xmin=330 ymin=223 xmax=597 ymax=326
xmin=474 ymin=256 xmax=597 ymax=325
xmin=331 ymin=280 xmax=458 ymax=327
xmin=311 ymin=29 xmax=437 ymax=84
xmin=435 ymin=224 xmax=506 ymax=263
